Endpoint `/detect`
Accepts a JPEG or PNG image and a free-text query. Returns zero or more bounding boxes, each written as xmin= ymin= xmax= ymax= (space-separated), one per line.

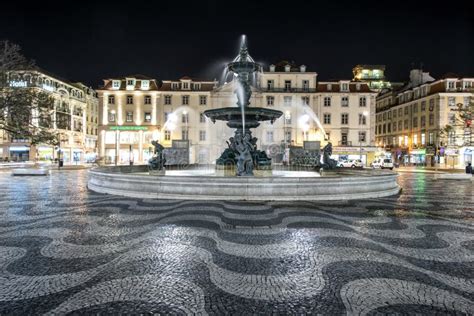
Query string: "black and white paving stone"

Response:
xmin=0 ymin=170 xmax=472 ymax=315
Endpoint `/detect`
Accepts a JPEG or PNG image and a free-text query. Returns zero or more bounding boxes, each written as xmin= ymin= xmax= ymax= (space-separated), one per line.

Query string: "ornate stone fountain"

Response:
xmin=204 ymin=37 xmax=283 ymax=176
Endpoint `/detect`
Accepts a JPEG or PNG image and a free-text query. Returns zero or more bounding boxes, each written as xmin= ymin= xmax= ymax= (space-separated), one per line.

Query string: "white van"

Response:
xmin=371 ymin=158 xmax=394 ymax=170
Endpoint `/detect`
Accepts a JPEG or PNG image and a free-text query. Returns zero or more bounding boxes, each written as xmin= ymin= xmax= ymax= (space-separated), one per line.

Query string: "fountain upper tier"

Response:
xmin=204 ymin=107 xmax=283 ymax=129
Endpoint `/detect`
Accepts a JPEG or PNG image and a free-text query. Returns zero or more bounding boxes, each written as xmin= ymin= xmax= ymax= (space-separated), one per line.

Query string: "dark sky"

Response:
xmin=1 ymin=0 xmax=473 ymax=87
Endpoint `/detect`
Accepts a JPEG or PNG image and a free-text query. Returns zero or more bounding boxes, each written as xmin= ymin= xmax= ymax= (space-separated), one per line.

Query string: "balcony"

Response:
xmin=260 ymin=87 xmax=316 ymax=93
xmin=338 ymin=141 xmax=352 ymax=146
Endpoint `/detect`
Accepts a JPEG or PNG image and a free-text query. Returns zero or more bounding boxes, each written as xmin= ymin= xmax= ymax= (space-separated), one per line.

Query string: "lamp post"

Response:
xmin=111 ymin=110 xmax=118 ymax=166
xmin=360 ymin=111 xmax=369 ymax=164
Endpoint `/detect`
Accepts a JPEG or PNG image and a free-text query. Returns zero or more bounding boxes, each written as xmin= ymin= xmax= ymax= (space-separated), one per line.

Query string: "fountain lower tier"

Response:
xmin=204 ymin=107 xmax=283 ymax=129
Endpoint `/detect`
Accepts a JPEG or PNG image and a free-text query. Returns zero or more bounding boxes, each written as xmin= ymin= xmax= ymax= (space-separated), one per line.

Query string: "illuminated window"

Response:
xmin=141 ymin=80 xmax=150 ymax=90
xmin=404 ymin=136 xmax=408 ymax=146
xmin=164 ymin=95 xmax=172 ymax=105
xmin=421 ymin=133 xmax=425 ymax=145
xmin=112 ymin=80 xmax=120 ymax=89
xmin=413 ymin=134 xmax=418 ymax=145
xmin=182 ymin=95 xmax=189 ymax=105
xmin=144 ymin=112 xmax=151 ymax=123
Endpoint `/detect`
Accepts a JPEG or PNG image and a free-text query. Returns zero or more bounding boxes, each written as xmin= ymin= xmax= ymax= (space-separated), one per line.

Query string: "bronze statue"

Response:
xmin=148 ymin=140 xmax=166 ymax=172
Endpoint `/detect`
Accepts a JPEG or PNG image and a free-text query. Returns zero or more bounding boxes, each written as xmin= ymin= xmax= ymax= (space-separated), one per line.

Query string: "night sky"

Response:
xmin=1 ymin=0 xmax=473 ymax=87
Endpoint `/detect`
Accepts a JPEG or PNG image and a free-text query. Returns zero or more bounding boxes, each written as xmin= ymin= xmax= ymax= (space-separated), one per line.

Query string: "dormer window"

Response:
xmin=463 ymin=80 xmax=472 ymax=89
xmin=327 ymin=84 xmax=332 ymax=91
xmin=141 ymin=80 xmax=150 ymax=90
xmin=285 ymin=65 xmax=291 ymax=72
xmin=300 ymin=65 xmax=306 ymax=72
xmin=356 ymin=83 xmax=361 ymax=91
xmin=112 ymin=80 xmax=120 ymax=89
xmin=447 ymin=81 xmax=456 ymax=90
xmin=126 ymin=78 xmax=135 ymax=90
xmin=172 ymin=83 xmax=179 ymax=90
xmin=341 ymin=82 xmax=349 ymax=91
xmin=193 ymin=83 xmax=201 ymax=90
xmin=269 ymin=65 xmax=275 ymax=72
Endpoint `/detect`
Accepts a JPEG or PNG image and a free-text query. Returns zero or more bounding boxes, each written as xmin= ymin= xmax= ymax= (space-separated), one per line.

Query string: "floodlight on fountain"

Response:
xmin=363 ymin=111 xmax=369 ymax=117
xmin=299 ymin=114 xmax=310 ymax=126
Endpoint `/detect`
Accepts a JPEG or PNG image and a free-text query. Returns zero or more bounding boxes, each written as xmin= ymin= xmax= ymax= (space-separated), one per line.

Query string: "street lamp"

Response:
xmin=110 ymin=110 xmax=118 ymax=166
xmin=360 ymin=111 xmax=369 ymax=163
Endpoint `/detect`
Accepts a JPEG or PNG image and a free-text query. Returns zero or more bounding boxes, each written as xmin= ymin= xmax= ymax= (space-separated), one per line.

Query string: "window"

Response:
xmin=126 ymin=111 xmax=133 ymax=122
xmin=341 ymin=132 xmax=348 ymax=145
xmin=284 ymin=80 xmax=291 ymax=91
xmin=105 ymin=131 xmax=115 ymax=144
xmin=429 ymin=132 xmax=434 ymax=145
xmin=141 ymin=80 xmax=150 ymax=90
xmin=341 ymin=96 xmax=349 ymax=107
xmin=164 ymin=112 xmax=170 ymax=122
xmin=421 ymin=133 xmax=426 ymax=145
xmin=284 ymin=96 xmax=292 ymax=106
xmin=359 ymin=131 xmax=366 ymax=142
xmin=302 ymin=80 xmax=309 ymax=90
xmin=383 ymin=112 xmax=386 ymax=120
xmin=144 ymin=112 xmax=151 ymax=122
xmin=413 ymin=134 xmax=418 ymax=145
xmin=164 ymin=130 xmax=171 ymax=141
xmin=464 ymin=97 xmax=471 ymax=106
xmin=448 ymin=131 xmax=456 ymax=145
xmin=421 ymin=101 xmax=426 ymax=111
xmin=181 ymin=129 xmax=188 ymax=140
xmin=359 ymin=113 xmax=367 ymax=125
xmin=192 ymin=83 xmax=201 ymax=90
xmin=359 ymin=97 xmax=367 ymax=107
xmin=127 ymin=79 xmax=134 ymax=86
xmin=108 ymin=111 xmax=115 ymax=122
xmin=448 ymin=112 xmax=456 ymax=124
xmin=267 ymin=80 xmax=274 ymax=90
xmin=182 ymin=113 xmax=189 ymax=123
xmin=182 ymin=95 xmax=189 ymax=105
xmin=404 ymin=119 xmax=408 ymax=130
xmin=398 ymin=108 xmax=403 ymax=117
xmin=383 ymin=124 xmax=386 ymax=134
xmin=302 ymin=96 xmax=310 ymax=105
xmin=324 ymin=97 xmax=331 ymax=107
xmin=388 ymin=111 xmax=391 ymax=119
xmin=182 ymin=82 xmax=189 ymax=89
xmin=448 ymin=81 xmax=455 ymax=90
xmin=393 ymin=109 xmax=397 ymax=118
xmin=387 ymin=123 xmax=391 ymax=133
xmin=404 ymin=107 xmax=408 ymax=115
xmin=323 ymin=113 xmax=331 ymax=124
xmin=284 ymin=130 xmax=291 ymax=143
xmin=199 ymin=130 xmax=206 ymax=141
xmin=413 ymin=117 xmax=418 ymax=128
xmin=200 ymin=112 xmax=206 ymax=123
xmin=341 ymin=83 xmax=349 ymax=91
xmin=327 ymin=84 xmax=332 ymax=91
xmin=429 ymin=113 xmax=434 ymax=125
xmin=172 ymin=83 xmax=179 ymax=90
xmin=448 ymin=97 xmax=456 ymax=107
xmin=164 ymin=95 xmax=172 ymax=105
xmin=144 ymin=95 xmax=151 ymax=104
xmin=421 ymin=116 xmax=426 ymax=127
xmin=393 ymin=122 xmax=397 ymax=132
xmin=398 ymin=121 xmax=402 ymax=131
xmin=126 ymin=95 xmax=133 ymax=104
xmin=429 ymin=99 xmax=435 ymax=111
xmin=404 ymin=136 xmax=408 ymax=146
xmin=413 ymin=103 xmax=418 ymax=113
xmin=341 ymin=113 xmax=349 ymax=125
xmin=112 ymin=80 xmax=120 ymax=89
xmin=266 ymin=96 xmax=274 ymax=106
xmin=108 ymin=95 xmax=115 ymax=104
xmin=266 ymin=131 xmax=274 ymax=142
xmin=199 ymin=95 xmax=207 ymax=105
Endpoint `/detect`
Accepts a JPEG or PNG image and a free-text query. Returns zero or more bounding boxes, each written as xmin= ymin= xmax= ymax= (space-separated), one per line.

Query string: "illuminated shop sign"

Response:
xmin=42 ymin=84 xmax=54 ymax=92
xmin=110 ymin=126 xmax=149 ymax=131
xmin=9 ymin=80 xmax=28 ymax=87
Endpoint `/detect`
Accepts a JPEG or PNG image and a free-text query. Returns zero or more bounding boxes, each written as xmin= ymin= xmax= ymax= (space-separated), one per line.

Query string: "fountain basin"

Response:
xmin=88 ymin=166 xmax=400 ymax=201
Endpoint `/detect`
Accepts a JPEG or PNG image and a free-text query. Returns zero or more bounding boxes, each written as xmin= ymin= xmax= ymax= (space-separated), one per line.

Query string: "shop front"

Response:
xmin=460 ymin=147 xmax=474 ymax=166
xmin=444 ymin=148 xmax=459 ymax=168
xmin=332 ymin=146 xmax=377 ymax=166
xmin=37 ymin=146 xmax=54 ymax=161
xmin=409 ymin=148 xmax=426 ymax=166
xmin=9 ymin=146 xmax=30 ymax=162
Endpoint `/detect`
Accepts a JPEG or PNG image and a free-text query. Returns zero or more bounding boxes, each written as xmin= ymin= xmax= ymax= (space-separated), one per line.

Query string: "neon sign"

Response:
xmin=9 ymin=80 xmax=28 ymax=87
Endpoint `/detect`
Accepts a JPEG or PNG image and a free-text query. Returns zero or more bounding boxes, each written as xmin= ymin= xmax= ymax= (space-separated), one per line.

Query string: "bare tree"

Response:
xmin=0 ymin=40 xmax=58 ymax=146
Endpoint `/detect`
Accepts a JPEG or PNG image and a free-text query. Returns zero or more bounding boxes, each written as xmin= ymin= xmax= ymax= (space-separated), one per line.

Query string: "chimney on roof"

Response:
xmin=300 ymin=65 xmax=306 ymax=73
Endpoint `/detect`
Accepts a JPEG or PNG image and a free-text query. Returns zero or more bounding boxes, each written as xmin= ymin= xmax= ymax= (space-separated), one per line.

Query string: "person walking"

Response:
xmin=465 ymin=162 xmax=472 ymax=174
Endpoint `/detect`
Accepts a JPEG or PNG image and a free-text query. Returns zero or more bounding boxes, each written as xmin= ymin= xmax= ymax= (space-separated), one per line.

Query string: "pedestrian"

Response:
xmin=466 ymin=162 xmax=472 ymax=174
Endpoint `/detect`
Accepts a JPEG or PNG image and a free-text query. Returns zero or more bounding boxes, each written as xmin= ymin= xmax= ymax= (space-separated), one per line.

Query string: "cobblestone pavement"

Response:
xmin=0 ymin=170 xmax=472 ymax=315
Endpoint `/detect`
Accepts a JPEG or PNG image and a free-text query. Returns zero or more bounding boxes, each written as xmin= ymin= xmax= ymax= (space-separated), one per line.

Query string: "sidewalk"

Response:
xmin=396 ymin=166 xmax=464 ymax=174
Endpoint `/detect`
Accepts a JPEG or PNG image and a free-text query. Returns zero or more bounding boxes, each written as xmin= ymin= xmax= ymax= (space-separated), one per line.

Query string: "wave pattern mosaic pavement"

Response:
xmin=0 ymin=170 xmax=473 ymax=315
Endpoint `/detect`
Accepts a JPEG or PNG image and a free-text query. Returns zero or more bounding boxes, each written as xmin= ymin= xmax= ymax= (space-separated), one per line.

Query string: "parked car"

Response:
xmin=338 ymin=159 xmax=363 ymax=168
xmin=371 ymin=158 xmax=394 ymax=170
